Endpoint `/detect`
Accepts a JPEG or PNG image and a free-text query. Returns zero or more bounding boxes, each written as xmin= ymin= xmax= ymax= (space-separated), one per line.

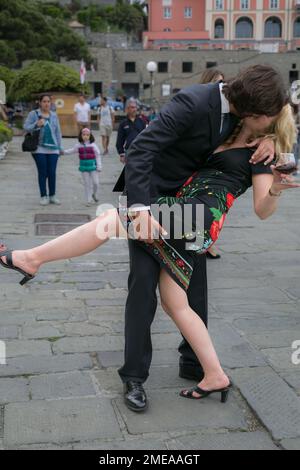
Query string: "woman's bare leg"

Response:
xmin=0 ymin=208 xmax=126 ymax=276
xmin=159 ymin=268 xmax=230 ymax=397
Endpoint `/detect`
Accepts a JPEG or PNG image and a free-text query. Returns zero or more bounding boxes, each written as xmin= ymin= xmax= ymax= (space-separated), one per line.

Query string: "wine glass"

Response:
xmin=275 ymin=153 xmax=299 ymax=183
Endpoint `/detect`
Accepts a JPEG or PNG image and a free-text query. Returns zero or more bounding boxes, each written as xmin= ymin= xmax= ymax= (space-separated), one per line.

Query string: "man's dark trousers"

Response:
xmin=118 ymin=239 xmax=207 ymax=383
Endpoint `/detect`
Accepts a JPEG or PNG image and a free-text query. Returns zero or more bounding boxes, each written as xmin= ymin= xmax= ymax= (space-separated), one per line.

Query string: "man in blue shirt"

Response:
xmin=116 ymin=99 xmax=146 ymax=164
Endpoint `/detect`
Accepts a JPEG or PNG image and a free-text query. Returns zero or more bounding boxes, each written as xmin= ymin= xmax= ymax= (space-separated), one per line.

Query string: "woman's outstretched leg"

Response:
xmin=0 ymin=208 xmax=126 ymax=276
xmin=159 ymin=268 xmax=230 ymax=397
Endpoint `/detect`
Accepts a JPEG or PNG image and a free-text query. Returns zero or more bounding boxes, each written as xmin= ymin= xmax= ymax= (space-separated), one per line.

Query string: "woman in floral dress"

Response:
xmin=1 ymin=105 xmax=299 ymax=402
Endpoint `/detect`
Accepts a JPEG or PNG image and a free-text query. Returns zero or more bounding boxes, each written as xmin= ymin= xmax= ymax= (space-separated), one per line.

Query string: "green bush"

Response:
xmin=0 ymin=120 xmax=13 ymax=143
xmin=8 ymin=60 xmax=90 ymax=102
xmin=0 ymin=65 xmax=16 ymax=91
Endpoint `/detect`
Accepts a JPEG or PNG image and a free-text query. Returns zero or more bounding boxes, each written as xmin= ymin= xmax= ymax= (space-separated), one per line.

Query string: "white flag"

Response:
xmin=80 ymin=59 xmax=86 ymax=85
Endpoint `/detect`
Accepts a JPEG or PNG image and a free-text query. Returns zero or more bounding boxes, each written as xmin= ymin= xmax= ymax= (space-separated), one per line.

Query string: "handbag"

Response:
xmin=22 ymin=111 xmax=41 ymax=152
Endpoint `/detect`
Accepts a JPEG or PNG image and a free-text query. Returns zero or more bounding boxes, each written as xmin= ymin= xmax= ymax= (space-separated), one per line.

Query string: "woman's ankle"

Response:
xmin=200 ymin=371 xmax=230 ymax=389
xmin=18 ymin=250 xmax=40 ymax=274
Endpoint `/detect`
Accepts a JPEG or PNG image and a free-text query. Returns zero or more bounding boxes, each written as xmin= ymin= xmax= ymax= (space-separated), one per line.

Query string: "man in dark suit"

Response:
xmin=113 ymin=65 xmax=286 ymax=412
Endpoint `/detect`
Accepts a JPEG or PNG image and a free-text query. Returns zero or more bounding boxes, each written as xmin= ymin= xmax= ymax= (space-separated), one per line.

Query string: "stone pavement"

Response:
xmin=0 ymin=133 xmax=299 ymax=450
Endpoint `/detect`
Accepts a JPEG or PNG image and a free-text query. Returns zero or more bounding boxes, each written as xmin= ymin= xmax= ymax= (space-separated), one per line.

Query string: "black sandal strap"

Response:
xmin=5 ymin=251 xmax=13 ymax=268
xmin=182 ymin=386 xmax=208 ymax=398
xmin=0 ymin=250 xmax=13 ymax=268
xmin=193 ymin=386 xmax=209 ymax=396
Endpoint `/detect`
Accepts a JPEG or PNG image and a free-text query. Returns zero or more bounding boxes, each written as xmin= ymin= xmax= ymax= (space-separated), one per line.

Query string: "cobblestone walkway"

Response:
xmin=0 ymin=134 xmax=299 ymax=450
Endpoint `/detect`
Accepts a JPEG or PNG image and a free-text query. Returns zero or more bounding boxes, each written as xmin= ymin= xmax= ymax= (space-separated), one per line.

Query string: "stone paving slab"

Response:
xmin=29 ymin=371 xmax=96 ymax=400
xmin=21 ymin=323 xmax=64 ymax=340
xmin=261 ymin=347 xmax=300 ymax=372
xmin=73 ymin=438 xmax=169 ymax=450
xmin=233 ymin=316 xmax=300 ymax=333
xmin=4 ymin=397 xmax=122 ymax=447
xmin=279 ymin=372 xmax=300 ymax=395
xmin=210 ymin=320 xmax=267 ymax=369
xmin=0 ymin=353 xmax=93 ymax=377
xmin=52 ymin=335 xmax=125 ymax=354
xmin=0 ymin=378 xmax=29 ymax=404
xmin=115 ymin=390 xmax=248 ymax=435
xmin=167 ymin=430 xmax=279 ymax=450
xmin=0 ymin=326 xmax=19 ymax=340
xmin=280 ymin=438 xmax=300 ymax=450
xmin=230 ymin=367 xmax=300 ymax=440
xmin=5 ymin=339 xmax=52 ymax=358
xmin=247 ymin=330 xmax=300 ymax=349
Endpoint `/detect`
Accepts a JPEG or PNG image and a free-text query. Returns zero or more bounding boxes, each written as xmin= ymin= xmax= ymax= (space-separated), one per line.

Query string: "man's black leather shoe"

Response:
xmin=124 ymin=381 xmax=148 ymax=412
xmin=179 ymin=364 xmax=205 ymax=382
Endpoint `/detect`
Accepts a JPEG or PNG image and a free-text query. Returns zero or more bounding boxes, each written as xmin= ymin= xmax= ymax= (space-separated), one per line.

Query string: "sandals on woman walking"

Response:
xmin=180 ymin=383 xmax=232 ymax=403
xmin=0 ymin=249 xmax=35 ymax=286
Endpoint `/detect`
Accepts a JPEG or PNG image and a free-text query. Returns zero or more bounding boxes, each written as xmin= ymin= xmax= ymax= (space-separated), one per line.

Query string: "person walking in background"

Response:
xmin=199 ymin=68 xmax=225 ymax=260
xmin=148 ymin=108 xmax=157 ymax=122
xmin=116 ymin=98 xmax=146 ymax=165
xmin=292 ymin=103 xmax=300 ymax=174
xmin=62 ymin=128 xmax=102 ymax=207
xmin=74 ymin=94 xmax=91 ymax=134
xmin=98 ymin=97 xmax=115 ymax=155
xmin=24 ymin=94 xmax=62 ymax=206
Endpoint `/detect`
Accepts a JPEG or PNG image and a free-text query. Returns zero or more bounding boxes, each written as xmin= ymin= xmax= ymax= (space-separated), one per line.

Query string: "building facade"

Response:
xmin=62 ymin=47 xmax=300 ymax=104
xmin=144 ymin=0 xmax=300 ymax=51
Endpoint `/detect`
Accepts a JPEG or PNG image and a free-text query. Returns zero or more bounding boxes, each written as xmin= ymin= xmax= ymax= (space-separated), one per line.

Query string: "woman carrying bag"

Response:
xmin=23 ymin=94 xmax=62 ymax=206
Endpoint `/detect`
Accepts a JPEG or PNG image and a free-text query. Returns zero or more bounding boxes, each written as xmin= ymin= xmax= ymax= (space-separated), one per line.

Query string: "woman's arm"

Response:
xmin=23 ymin=111 xmax=39 ymax=131
xmin=252 ymin=168 xmax=300 ymax=220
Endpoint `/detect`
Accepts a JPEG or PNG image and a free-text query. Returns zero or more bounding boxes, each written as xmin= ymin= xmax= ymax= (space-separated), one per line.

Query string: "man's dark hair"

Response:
xmin=78 ymin=129 xmax=95 ymax=144
xmin=222 ymin=65 xmax=288 ymax=117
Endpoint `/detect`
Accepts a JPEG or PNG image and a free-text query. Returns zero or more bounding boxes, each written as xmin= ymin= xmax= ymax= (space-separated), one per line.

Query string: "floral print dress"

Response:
xmin=131 ymin=147 xmax=273 ymax=291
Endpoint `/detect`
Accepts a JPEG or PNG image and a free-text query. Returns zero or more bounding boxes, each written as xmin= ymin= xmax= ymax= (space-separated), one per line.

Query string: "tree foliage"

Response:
xmin=0 ymin=65 xmax=16 ymax=90
xmin=77 ymin=0 xmax=146 ymax=36
xmin=8 ymin=60 xmax=90 ymax=102
xmin=0 ymin=0 xmax=91 ymax=67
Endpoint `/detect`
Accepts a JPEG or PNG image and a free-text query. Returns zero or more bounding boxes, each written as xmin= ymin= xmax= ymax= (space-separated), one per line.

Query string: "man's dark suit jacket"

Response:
xmin=113 ymin=82 xmax=239 ymax=208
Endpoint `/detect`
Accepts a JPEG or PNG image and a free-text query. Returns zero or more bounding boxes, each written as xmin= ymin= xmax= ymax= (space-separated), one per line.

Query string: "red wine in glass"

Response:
xmin=275 ymin=153 xmax=297 ymax=178
xmin=275 ymin=163 xmax=297 ymax=174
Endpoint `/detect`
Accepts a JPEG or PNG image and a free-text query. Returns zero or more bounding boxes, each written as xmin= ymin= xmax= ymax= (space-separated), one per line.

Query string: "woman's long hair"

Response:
xmin=224 ymin=104 xmax=297 ymax=156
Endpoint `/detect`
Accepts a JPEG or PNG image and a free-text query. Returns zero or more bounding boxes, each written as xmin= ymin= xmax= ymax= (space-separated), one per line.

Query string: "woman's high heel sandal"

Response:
xmin=0 ymin=250 xmax=35 ymax=286
xmin=180 ymin=383 xmax=232 ymax=403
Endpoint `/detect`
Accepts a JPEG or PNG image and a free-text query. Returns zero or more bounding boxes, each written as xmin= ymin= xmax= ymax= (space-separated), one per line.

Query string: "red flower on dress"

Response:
xmin=176 ymin=259 xmax=185 ymax=268
xmin=226 ymin=193 xmax=235 ymax=210
xmin=210 ymin=221 xmax=220 ymax=242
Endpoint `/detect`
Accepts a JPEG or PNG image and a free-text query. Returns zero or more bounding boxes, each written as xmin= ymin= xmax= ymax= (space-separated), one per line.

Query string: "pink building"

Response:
xmin=143 ymin=0 xmax=300 ymax=51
